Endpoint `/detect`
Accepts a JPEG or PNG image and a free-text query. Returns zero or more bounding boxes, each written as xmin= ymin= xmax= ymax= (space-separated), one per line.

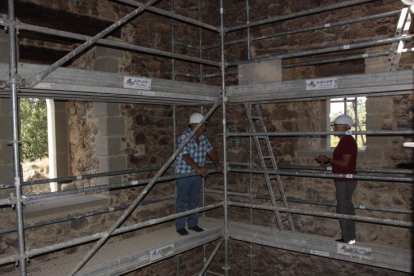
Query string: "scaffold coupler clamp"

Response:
xmin=4 ymin=75 xmax=23 ymax=91
xmin=220 ymin=61 xmax=229 ymax=69
xmin=9 ymin=193 xmax=28 ymax=209
xmin=0 ymin=14 xmax=8 ymax=30
xmin=0 ymin=80 xmax=7 ymax=89
xmin=7 ymin=139 xmax=22 ymax=147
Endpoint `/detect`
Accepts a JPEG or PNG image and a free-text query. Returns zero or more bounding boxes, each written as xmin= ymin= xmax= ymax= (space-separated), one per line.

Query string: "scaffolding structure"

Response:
xmin=0 ymin=0 xmax=413 ymax=275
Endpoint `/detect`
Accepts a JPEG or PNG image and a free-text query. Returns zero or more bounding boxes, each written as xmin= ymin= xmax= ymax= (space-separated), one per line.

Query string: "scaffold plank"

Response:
xmin=0 ymin=63 xmax=220 ymax=105
xmin=228 ymin=220 xmax=412 ymax=273
xmin=0 ymin=217 xmax=223 ymax=276
xmin=0 ymin=217 xmax=410 ymax=274
xmin=227 ymin=70 xmax=414 ymax=103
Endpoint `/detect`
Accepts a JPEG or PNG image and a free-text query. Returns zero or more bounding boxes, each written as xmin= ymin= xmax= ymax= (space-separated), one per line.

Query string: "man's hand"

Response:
xmin=315 ymin=155 xmax=330 ymax=164
xmin=216 ymin=163 xmax=224 ymax=173
xmin=197 ymin=167 xmax=209 ymax=177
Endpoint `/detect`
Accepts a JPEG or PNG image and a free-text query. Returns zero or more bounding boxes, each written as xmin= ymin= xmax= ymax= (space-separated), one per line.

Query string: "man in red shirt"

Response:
xmin=316 ymin=114 xmax=357 ymax=245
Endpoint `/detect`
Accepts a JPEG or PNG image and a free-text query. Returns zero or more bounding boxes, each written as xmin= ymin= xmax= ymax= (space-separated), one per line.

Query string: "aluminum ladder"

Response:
xmin=385 ymin=6 xmax=412 ymax=72
xmin=244 ymin=103 xmax=295 ymax=231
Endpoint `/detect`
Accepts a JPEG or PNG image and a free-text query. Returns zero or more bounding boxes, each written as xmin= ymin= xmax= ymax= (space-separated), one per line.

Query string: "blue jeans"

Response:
xmin=335 ymin=181 xmax=357 ymax=241
xmin=175 ymin=175 xmax=202 ymax=230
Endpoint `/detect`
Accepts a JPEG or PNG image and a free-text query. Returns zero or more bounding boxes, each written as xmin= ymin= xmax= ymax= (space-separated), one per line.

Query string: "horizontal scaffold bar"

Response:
xmin=228 ymin=201 xmax=412 ymax=227
xmin=227 ymin=130 xmax=414 ymax=137
xmin=229 ymin=167 xmax=414 ymax=183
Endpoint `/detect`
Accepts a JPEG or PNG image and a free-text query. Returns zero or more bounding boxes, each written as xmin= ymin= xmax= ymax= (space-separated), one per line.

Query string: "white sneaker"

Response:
xmin=347 ymin=239 xmax=355 ymax=245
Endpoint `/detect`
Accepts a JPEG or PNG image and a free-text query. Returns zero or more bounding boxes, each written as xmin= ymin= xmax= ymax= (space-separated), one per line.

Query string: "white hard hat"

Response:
xmin=189 ymin=113 xmax=204 ymax=124
xmin=333 ymin=114 xmax=353 ymax=127
xmin=401 ymin=0 xmax=414 ymax=6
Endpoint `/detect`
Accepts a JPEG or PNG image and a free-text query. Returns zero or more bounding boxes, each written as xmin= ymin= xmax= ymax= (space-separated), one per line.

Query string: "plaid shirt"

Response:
xmin=175 ymin=127 xmax=213 ymax=174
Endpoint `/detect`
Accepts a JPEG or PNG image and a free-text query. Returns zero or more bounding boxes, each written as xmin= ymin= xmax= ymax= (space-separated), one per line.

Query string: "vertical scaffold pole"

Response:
xmin=245 ymin=1 xmax=254 ymax=274
xmin=7 ymin=0 xmax=27 ymax=275
xmin=219 ymin=0 xmax=229 ymax=275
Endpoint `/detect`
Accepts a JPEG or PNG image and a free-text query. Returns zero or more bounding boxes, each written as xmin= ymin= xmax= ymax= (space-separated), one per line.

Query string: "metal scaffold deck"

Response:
xmin=227 ymin=70 xmax=414 ymax=103
xmin=1 ymin=217 xmax=410 ymax=275
xmin=0 ymin=63 xmax=220 ymax=105
xmin=228 ymin=219 xmax=412 ymax=273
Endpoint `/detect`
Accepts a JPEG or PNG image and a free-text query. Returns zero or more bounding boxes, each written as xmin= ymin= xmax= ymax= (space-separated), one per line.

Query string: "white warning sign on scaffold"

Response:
xmin=123 ymin=76 xmax=152 ymax=90
xmin=305 ymin=77 xmax=337 ymax=90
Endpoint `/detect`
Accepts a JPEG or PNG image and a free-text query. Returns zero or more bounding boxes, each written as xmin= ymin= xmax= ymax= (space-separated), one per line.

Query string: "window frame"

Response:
xmin=328 ymin=96 xmax=367 ymax=149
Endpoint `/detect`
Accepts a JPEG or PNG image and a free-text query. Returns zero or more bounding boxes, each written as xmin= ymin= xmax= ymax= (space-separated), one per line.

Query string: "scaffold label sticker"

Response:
xmin=337 ymin=243 xmax=372 ymax=260
xmin=311 ymin=249 xmax=330 ymax=257
xmin=305 ymin=78 xmax=337 ymax=90
xmin=141 ymin=91 xmax=156 ymax=96
xmin=149 ymin=243 xmax=174 ymax=261
xmin=123 ymin=76 xmax=152 ymax=90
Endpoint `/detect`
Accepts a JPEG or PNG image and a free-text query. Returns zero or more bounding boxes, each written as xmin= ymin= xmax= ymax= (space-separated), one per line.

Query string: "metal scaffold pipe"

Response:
xmin=19 ymin=171 xmax=205 ymax=207
xmin=7 ymin=0 xmax=27 ymax=274
xmin=228 ymin=35 xmax=414 ymax=66
xmin=115 ymin=0 xmax=220 ymax=32
xmin=227 ymin=130 xmax=414 ymax=137
xmin=229 ymin=201 xmax=413 ymax=228
xmin=228 ymin=162 xmax=414 ymax=175
xmin=0 ymin=202 xmax=223 ymax=267
xmin=219 ymin=0 xmax=230 ymax=275
xmin=2 ymin=22 xmax=219 ymax=67
xmin=226 ymin=0 xmax=376 ymax=32
xmin=204 ymin=10 xmax=399 ymax=49
xmin=25 ymin=0 xmax=162 ymax=88
xmin=69 ymin=103 xmax=219 ymax=275
xmin=205 ymin=189 xmax=412 ymax=215
xmin=0 ymin=166 xmax=159 ymax=189
xmin=200 ymin=51 xmax=392 ymax=78
xmin=229 ymin=167 xmax=414 ymax=183
xmin=282 ymin=52 xmax=390 ymax=68
xmin=198 ymin=238 xmax=224 ymax=276
xmin=0 ymin=195 xmax=188 ymax=236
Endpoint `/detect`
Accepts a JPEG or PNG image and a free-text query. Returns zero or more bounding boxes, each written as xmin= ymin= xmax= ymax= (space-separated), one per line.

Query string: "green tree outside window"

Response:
xmin=20 ymin=98 xmax=48 ymax=161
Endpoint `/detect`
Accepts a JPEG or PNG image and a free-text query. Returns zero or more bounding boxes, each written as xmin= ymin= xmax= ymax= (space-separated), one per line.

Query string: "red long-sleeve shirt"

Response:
xmin=332 ymin=135 xmax=357 ymax=182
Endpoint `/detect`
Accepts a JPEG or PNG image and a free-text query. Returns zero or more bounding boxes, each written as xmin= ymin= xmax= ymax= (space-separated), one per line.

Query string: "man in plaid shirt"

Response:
xmin=175 ymin=113 xmax=223 ymax=235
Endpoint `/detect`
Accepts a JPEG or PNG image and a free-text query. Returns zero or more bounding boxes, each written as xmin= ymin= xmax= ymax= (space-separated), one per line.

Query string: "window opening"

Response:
xmin=329 ymin=97 xmax=366 ymax=148
xmin=20 ymin=98 xmax=57 ymax=192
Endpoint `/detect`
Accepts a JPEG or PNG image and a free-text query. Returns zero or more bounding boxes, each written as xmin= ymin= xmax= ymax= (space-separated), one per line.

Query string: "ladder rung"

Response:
xmin=251 ymin=116 xmax=261 ymax=120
